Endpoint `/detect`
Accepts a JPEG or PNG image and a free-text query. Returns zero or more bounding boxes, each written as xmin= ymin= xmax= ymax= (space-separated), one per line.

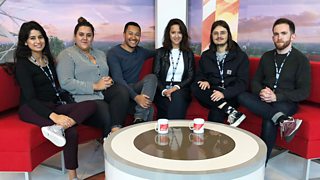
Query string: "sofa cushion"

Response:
xmin=0 ymin=66 xmax=20 ymax=112
xmin=0 ymin=111 xmax=102 ymax=152
xmin=139 ymin=58 xmax=154 ymax=80
xmin=308 ymin=61 xmax=320 ymax=103
xmin=0 ymin=112 xmax=44 ymax=152
xmin=293 ymin=103 xmax=320 ymax=140
xmin=185 ymin=97 xmax=209 ymax=120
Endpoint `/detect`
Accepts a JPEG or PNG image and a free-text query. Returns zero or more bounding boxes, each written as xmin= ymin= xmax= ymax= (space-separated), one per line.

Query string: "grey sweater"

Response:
xmin=56 ymin=45 xmax=108 ymax=102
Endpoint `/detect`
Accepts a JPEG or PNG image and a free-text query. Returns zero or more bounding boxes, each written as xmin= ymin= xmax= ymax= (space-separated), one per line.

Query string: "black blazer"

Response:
xmin=153 ymin=47 xmax=195 ymax=92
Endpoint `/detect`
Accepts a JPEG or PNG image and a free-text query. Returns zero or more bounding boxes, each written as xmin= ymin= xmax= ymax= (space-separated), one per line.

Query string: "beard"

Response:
xmin=274 ymin=39 xmax=291 ymax=50
xmin=215 ymin=39 xmax=228 ymax=48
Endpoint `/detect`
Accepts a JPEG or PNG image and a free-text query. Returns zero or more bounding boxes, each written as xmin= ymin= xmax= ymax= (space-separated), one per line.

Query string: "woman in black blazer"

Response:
xmin=153 ymin=18 xmax=195 ymax=119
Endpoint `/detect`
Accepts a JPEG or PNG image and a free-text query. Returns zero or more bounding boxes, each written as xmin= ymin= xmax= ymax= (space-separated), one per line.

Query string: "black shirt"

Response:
xmin=16 ymin=58 xmax=58 ymax=118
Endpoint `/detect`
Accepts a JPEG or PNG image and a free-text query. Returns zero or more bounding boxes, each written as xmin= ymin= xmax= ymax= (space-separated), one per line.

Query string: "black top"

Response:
xmin=15 ymin=58 xmax=58 ymax=118
xmin=195 ymin=42 xmax=249 ymax=99
xmin=153 ymin=47 xmax=195 ymax=92
xmin=252 ymin=47 xmax=311 ymax=102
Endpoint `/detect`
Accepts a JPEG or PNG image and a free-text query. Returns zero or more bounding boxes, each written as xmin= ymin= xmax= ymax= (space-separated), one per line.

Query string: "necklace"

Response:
xmin=29 ymin=55 xmax=48 ymax=67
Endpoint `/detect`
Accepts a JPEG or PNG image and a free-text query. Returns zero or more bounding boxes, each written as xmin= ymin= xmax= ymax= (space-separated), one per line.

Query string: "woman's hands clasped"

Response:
xmin=93 ymin=76 xmax=114 ymax=91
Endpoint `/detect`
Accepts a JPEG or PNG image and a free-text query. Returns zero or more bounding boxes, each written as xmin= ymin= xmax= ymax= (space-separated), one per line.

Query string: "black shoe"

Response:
xmin=227 ymin=110 xmax=246 ymax=127
xmin=133 ymin=118 xmax=146 ymax=124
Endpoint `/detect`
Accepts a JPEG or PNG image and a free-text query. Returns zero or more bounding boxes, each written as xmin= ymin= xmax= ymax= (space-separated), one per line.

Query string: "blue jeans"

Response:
xmin=129 ymin=74 xmax=157 ymax=121
xmin=238 ymin=92 xmax=298 ymax=162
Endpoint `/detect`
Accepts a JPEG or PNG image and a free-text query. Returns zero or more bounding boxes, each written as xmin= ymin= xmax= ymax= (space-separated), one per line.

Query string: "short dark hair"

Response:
xmin=73 ymin=17 xmax=95 ymax=36
xmin=162 ymin=18 xmax=190 ymax=51
xmin=123 ymin=21 xmax=141 ymax=33
xmin=14 ymin=21 xmax=54 ymax=64
xmin=273 ymin=18 xmax=295 ymax=34
xmin=209 ymin=20 xmax=235 ymax=51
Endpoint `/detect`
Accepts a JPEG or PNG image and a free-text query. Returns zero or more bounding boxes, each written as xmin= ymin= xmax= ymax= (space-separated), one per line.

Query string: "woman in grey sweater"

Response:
xmin=56 ymin=17 xmax=129 ymax=136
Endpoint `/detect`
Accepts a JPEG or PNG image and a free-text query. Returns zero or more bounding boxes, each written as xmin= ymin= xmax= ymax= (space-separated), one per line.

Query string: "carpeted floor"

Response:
xmin=84 ymin=172 xmax=104 ymax=180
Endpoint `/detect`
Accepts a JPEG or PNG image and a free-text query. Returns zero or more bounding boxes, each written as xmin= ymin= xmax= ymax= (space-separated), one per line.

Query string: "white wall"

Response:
xmin=155 ymin=0 xmax=188 ymax=48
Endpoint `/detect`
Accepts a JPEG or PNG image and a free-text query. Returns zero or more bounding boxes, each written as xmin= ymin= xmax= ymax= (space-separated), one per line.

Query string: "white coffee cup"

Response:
xmin=189 ymin=133 xmax=204 ymax=145
xmin=189 ymin=118 xmax=205 ymax=133
xmin=155 ymin=119 xmax=169 ymax=134
xmin=155 ymin=134 xmax=170 ymax=146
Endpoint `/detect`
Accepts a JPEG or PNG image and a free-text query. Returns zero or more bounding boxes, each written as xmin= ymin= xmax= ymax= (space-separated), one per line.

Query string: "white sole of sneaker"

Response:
xmin=230 ymin=114 xmax=246 ymax=127
xmin=41 ymin=127 xmax=66 ymax=147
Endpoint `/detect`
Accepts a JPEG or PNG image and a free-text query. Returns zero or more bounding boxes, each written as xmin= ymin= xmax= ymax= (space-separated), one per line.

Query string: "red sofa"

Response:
xmin=0 ymin=65 xmax=102 ymax=179
xmin=138 ymin=56 xmax=320 ymax=180
xmin=1 ymin=56 xmax=319 ymax=179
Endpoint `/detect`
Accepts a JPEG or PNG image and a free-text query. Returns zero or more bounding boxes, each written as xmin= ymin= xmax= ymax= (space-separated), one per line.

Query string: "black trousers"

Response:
xmin=83 ymin=83 xmax=129 ymax=136
xmin=18 ymin=101 xmax=96 ymax=170
xmin=191 ymin=82 xmax=238 ymax=123
xmin=155 ymin=88 xmax=191 ymax=119
xmin=238 ymin=92 xmax=298 ymax=162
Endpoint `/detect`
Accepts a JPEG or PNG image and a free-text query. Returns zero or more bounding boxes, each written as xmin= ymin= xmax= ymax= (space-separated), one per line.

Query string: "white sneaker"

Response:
xmin=41 ymin=125 xmax=66 ymax=147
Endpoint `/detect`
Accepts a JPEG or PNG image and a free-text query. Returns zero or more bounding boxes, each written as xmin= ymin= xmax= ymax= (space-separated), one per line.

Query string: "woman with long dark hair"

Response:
xmin=15 ymin=21 xmax=96 ymax=180
xmin=153 ymin=18 xmax=195 ymax=119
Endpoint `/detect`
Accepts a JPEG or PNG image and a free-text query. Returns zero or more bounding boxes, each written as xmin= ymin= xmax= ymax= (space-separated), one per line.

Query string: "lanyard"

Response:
xmin=216 ymin=52 xmax=228 ymax=88
xmin=30 ymin=56 xmax=65 ymax=104
xmin=169 ymin=50 xmax=182 ymax=87
xmin=273 ymin=49 xmax=291 ymax=90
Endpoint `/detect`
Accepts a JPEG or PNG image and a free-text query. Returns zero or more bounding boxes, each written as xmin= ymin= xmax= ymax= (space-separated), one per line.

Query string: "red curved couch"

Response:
xmin=137 ymin=56 xmax=320 ymax=180
xmin=0 ymin=65 xmax=102 ymax=179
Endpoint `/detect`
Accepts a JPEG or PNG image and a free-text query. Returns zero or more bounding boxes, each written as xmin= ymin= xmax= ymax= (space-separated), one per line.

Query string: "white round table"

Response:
xmin=104 ymin=120 xmax=267 ymax=180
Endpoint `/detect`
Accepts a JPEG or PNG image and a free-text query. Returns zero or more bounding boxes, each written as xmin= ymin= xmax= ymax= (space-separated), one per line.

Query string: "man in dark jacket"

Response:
xmin=238 ymin=18 xmax=311 ymax=162
xmin=192 ymin=20 xmax=249 ymax=127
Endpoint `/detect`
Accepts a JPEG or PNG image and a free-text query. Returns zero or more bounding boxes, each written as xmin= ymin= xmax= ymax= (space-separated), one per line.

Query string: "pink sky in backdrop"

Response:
xmin=1 ymin=0 xmax=320 ymax=44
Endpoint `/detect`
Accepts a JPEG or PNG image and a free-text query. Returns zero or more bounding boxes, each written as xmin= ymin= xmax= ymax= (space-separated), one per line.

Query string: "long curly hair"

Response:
xmin=162 ymin=18 xmax=191 ymax=51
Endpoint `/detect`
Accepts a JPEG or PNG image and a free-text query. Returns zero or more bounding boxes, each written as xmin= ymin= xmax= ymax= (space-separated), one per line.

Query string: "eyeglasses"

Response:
xmin=212 ymin=31 xmax=227 ymax=36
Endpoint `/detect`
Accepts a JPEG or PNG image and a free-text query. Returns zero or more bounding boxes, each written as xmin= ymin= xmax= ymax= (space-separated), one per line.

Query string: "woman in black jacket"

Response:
xmin=191 ymin=20 xmax=249 ymax=126
xmin=153 ymin=18 xmax=195 ymax=119
xmin=15 ymin=21 xmax=96 ymax=180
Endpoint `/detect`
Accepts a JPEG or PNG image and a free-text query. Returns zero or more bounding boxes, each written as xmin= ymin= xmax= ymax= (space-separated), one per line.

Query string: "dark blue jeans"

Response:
xmin=237 ymin=92 xmax=298 ymax=162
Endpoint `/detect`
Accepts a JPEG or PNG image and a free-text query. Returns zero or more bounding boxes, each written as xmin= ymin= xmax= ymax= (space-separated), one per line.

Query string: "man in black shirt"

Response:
xmin=238 ymin=18 xmax=311 ymax=162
